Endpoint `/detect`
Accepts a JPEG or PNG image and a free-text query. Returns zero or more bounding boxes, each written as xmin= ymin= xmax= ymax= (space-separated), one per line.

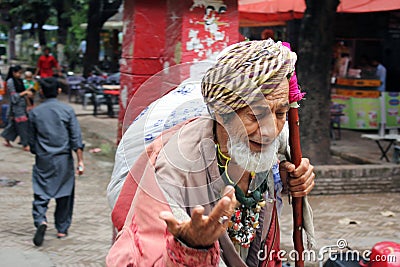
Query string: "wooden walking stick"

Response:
xmin=284 ymin=41 xmax=305 ymax=267
xmin=288 ymin=107 xmax=304 ymax=267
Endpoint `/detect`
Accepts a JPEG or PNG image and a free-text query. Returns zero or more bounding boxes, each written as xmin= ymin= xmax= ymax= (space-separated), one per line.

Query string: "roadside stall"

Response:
xmin=331 ymin=79 xmax=400 ymax=130
xmin=331 ymin=78 xmax=381 ymax=130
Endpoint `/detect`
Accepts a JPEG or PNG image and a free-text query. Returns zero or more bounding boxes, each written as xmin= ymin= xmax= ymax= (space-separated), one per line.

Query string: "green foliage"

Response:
xmin=0 ymin=25 xmax=7 ymax=33
xmin=10 ymin=0 xmax=54 ymax=25
xmin=69 ymin=1 xmax=88 ymax=42
xmin=65 ymin=0 xmax=88 ymax=71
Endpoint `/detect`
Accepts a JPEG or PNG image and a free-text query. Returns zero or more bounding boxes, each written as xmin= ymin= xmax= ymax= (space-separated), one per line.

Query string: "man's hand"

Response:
xmin=76 ymin=161 xmax=84 ymax=175
xmin=159 ymin=186 xmax=236 ymax=248
xmin=279 ymin=158 xmax=315 ymax=197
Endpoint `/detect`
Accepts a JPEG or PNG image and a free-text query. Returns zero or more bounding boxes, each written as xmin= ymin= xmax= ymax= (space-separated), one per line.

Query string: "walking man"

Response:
xmin=34 ymin=47 xmax=62 ymax=78
xmin=28 ymin=77 xmax=84 ymax=246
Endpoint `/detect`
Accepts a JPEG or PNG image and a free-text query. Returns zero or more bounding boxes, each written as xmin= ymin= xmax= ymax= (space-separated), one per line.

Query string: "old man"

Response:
xmin=107 ymin=40 xmax=315 ymax=267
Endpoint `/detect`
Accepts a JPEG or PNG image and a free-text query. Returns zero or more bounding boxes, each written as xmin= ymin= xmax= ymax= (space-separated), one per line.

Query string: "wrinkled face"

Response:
xmin=225 ymin=78 xmax=290 ymax=153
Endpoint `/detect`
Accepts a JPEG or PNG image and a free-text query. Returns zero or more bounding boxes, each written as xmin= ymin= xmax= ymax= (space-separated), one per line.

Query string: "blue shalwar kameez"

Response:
xmin=28 ymin=98 xmax=84 ymax=234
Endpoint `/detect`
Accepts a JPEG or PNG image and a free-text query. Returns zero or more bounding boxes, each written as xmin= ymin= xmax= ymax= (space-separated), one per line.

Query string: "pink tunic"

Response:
xmin=107 ymin=117 xmax=282 ymax=266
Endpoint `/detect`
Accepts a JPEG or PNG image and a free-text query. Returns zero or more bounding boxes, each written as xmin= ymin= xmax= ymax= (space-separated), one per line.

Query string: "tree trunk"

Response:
xmin=111 ymin=29 xmax=119 ymax=73
xmin=38 ymin=22 xmax=47 ymax=46
xmin=83 ymin=22 xmax=102 ymax=77
xmin=83 ymin=0 xmax=122 ymax=77
xmin=296 ymin=0 xmax=339 ymax=164
xmin=7 ymin=26 xmax=16 ymax=61
xmin=55 ymin=0 xmax=72 ymax=66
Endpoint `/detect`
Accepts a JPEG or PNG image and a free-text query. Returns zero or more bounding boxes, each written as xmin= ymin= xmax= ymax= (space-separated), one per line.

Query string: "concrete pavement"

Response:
xmin=0 ymin=95 xmax=117 ymax=266
xmin=0 ymin=93 xmax=399 ymax=266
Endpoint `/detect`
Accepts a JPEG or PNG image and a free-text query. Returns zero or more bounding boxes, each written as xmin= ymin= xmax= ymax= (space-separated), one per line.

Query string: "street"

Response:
xmin=0 ymin=104 xmax=115 ymax=266
xmin=0 ymin=0 xmax=399 ymax=264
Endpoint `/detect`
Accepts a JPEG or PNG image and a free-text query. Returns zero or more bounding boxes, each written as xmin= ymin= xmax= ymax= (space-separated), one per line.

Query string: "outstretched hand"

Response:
xmin=159 ymin=186 xmax=236 ymax=248
xmin=279 ymin=158 xmax=315 ymax=198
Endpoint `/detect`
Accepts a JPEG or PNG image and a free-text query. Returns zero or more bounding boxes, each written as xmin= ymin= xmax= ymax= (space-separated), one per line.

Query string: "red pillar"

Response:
xmin=118 ymin=0 xmax=167 ymax=141
xmin=118 ymin=0 xmax=239 ymax=142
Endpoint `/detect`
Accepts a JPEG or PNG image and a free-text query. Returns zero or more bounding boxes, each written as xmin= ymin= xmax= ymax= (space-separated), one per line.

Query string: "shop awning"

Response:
xmin=239 ymin=0 xmax=400 ymax=26
xmin=21 ymin=23 xmax=58 ymax=31
xmin=80 ymin=21 xmax=123 ymax=30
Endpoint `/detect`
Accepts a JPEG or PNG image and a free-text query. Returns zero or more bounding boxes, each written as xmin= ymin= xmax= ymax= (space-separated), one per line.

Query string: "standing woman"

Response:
xmin=1 ymin=65 xmax=32 ymax=151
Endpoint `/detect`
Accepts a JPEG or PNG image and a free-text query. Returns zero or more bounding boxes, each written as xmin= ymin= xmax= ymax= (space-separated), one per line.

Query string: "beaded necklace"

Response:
xmin=216 ymin=144 xmax=269 ymax=249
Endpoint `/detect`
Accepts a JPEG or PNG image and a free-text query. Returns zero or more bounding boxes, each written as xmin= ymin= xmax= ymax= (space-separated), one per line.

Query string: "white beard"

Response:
xmin=228 ymin=136 xmax=278 ymax=173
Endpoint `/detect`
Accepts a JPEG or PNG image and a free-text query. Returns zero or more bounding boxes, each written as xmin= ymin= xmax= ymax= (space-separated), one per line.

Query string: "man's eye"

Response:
xmin=276 ymin=112 xmax=286 ymax=118
xmin=253 ymin=113 xmax=265 ymax=120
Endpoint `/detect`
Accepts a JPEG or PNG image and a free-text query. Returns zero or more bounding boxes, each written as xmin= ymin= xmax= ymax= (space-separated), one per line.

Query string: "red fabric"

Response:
xmin=239 ymin=12 xmax=304 ymax=26
xmin=166 ymin=236 xmax=220 ymax=267
xmin=0 ymin=81 xmax=5 ymax=96
xmin=111 ymin=165 xmax=138 ymax=231
xmin=112 ymin=118 xmax=198 ymax=232
xmin=260 ymin=202 xmax=281 ymax=267
xmin=239 ymin=0 xmax=400 ymax=14
xmin=282 ymin=42 xmax=305 ymax=103
xmin=14 ymin=115 xmax=28 ymax=123
xmin=110 ymin=116 xmax=280 ymax=266
xmin=37 ymin=55 xmax=59 ymax=78
xmin=337 ymin=0 xmax=400 ymax=13
xmin=107 ymin=118 xmax=221 ymax=266
xmin=239 ymin=0 xmax=400 ymax=24
xmin=103 ymin=90 xmax=120 ymax=96
xmin=239 ymin=0 xmax=305 ymax=14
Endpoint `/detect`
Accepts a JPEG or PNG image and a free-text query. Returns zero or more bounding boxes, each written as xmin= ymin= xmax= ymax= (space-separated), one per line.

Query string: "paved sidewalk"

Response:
xmin=0 ymin=95 xmax=117 ymax=266
xmin=280 ymin=193 xmax=400 ymax=262
xmin=0 ymin=94 xmax=398 ymax=266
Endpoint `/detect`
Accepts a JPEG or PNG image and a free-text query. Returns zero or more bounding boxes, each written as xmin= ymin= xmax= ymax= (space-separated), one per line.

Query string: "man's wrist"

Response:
xmin=166 ymin=235 xmax=220 ymax=266
xmin=175 ymin=237 xmax=214 ymax=250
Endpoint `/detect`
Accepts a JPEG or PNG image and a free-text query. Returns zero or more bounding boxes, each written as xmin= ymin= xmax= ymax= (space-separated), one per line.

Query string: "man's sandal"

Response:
xmin=33 ymin=223 xmax=47 ymax=246
xmin=57 ymin=232 xmax=68 ymax=239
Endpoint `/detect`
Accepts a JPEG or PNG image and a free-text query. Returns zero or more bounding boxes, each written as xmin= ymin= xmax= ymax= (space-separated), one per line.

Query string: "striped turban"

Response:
xmin=201 ymin=39 xmax=297 ymax=114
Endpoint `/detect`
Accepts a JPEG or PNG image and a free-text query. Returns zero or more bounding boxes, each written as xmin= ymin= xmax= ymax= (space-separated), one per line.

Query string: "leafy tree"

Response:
xmin=11 ymin=0 xmax=53 ymax=45
xmin=83 ymin=0 xmax=122 ymax=76
xmin=54 ymin=1 xmax=72 ymax=46
xmin=0 ymin=0 xmax=24 ymax=60
xmin=0 ymin=0 xmax=54 ymax=62
xmin=66 ymin=1 xmax=88 ymax=71
xmin=0 ymin=0 xmax=87 ymax=64
xmin=297 ymin=0 xmax=340 ymax=164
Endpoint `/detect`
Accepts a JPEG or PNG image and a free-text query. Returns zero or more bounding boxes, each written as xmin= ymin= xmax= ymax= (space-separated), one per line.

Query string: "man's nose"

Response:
xmin=259 ymin=115 xmax=278 ymax=141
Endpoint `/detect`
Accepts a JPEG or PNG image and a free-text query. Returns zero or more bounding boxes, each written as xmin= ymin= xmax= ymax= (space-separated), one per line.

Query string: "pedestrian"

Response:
xmin=34 ymin=47 xmax=62 ymax=78
xmin=0 ymin=70 xmax=5 ymax=127
xmin=29 ymin=77 xmax=84 ymax=246
xmin=1 ymin=65 xmax=32 ymax=151
xmin=107 ymin=40 xmax=315 ymax=266
xmin=23 ymin=71 xmax=37 ymax=109
xmin=370 ymin=58 xmax=387 ymax=92
xmin=23 ymin=71 xmax=36 ymax=91
xmin=78 ymin=39 xmax=86 ymax=59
